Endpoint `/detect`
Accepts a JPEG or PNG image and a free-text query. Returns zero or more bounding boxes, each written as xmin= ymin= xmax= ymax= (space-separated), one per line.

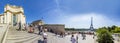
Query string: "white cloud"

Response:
xmin=43 ymin=8 xmax=119 ymax=29
xmin=57 ymin=13 xmax=119 ymax=29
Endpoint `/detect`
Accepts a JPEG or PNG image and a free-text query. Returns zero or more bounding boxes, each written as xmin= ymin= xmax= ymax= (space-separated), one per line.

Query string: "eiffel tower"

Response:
xmin=89 ymin=17 xmax=94 ymax=31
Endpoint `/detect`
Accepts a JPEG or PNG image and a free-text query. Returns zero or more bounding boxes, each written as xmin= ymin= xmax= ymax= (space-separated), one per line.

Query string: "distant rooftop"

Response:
xmin=44 ymin=24 xmax=65 ymax=26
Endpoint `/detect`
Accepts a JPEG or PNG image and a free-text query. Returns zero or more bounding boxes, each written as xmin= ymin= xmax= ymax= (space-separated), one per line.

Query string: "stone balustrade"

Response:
xmin=0 ymin=23 xmax=9 ymax=43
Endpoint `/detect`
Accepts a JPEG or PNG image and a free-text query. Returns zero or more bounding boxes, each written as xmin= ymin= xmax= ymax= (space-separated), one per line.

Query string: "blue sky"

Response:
xmin=0 ymin=0 xmax=120 ymax=28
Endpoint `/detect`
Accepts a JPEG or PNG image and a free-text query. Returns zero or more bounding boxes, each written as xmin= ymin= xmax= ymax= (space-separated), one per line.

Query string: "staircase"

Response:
xmin=5 ymin=26 xmax=43 ymax=43
xmin=5 ymin=26 xmax=68 ymax=43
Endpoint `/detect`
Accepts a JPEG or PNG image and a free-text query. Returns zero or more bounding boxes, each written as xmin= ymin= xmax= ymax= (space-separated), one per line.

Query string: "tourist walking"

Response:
xmin=22 ymin=24 xmax=25 ymax=31
xmin=38 ymin=25 xmax=42 ymax=35
xmin=93 ymin=33 xmax=95 ymax=39
xmin=81 ymin=32 xmax=86 ymax=40
xmin=82 ymin=34 xmax=86 ymax=40
xmin=28 ymin=24 xmax=34 ymax=33
xmin=71 ymin=35 xmax=76 ymax=43
xmin=76 ymin=33 xmax=79 ymax=43
xmin=60 ymin=32 xmax=63 ymax=37
xmin=18 ymin=22 xmax=21 ymax=31
xmin=42 ymin=28 xmax=48 ymax=43
xmin=24 ymin=24 xmax=27 ymax=31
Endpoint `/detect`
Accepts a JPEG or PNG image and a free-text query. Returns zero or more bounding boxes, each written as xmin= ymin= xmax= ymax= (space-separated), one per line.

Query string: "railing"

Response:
xmin=0 ymin=24 xmax=10 ymax=43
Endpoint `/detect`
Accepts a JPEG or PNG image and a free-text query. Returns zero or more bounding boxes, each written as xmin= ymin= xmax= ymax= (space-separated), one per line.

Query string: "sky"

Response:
xmin=0 ymin=0 xmax=120 ymax=28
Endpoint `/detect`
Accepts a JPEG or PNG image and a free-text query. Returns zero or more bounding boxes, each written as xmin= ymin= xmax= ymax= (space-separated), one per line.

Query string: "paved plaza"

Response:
xmin=5 ymin=27 xmax=96 ymax=43
xmin=4 ymin=27 xmax=120 ymax=43
xmin=52 ymin=34 xmax=95 ymax=43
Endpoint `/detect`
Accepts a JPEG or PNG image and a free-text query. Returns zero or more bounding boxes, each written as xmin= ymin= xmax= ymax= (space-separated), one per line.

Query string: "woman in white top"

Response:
xmin=43 ymin=27 xmax=48 ymax=43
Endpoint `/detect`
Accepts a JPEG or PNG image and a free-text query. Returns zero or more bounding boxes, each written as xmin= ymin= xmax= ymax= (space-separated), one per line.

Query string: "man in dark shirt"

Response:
xmin=38 ymin=25 xmax=42 ymax=35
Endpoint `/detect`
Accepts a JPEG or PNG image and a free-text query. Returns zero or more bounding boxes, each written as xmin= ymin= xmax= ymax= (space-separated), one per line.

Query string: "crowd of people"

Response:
xmin=16 ymin=23 xmax=48 ymax=43
xmin=28 ymin=25 xmax=48 ymax=43
xmin=16 ymin=23 xmax=96 ymax=43
xmin=70 ymin=32 xmax=95 ymax=43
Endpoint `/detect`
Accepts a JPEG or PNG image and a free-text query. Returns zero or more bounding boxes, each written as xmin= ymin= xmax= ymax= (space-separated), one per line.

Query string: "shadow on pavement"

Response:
xmin=38 ymin=40 xmax=43 ymax=43
xmin=34 ymin=33 xmax=38 ymax=34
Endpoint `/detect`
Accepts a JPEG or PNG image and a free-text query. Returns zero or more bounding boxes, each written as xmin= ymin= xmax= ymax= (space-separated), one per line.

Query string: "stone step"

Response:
xmin=24 ymin=32 xmax=57 ymax=43
xmin=23 ymin=35 xmax=42 ymax=43
xmin=6 ymin=34 xmax=38 ymax=43
xmin=6 ymin=27 xmax=58 ymax=43
xmin=7 ymin=31 xmax=28 ymax=35
xmin=7 ymin=34 xmax=36 ymax=40
xmin=7 ymin=33 xmax=34 ymax=37
xmin=8 ymin=32 xmax=30 ymax=35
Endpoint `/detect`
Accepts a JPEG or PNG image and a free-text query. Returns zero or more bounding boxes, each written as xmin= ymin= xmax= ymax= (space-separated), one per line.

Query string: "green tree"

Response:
xmin=111 ymin=25 xmax=117 ymax=30
xmin=108 ymin=26 xmax=112 ymax=32
xmin=97 ymin=29 xmax=114 ymax=43
xmin=113 ymin=27 xmax=120 ymax=33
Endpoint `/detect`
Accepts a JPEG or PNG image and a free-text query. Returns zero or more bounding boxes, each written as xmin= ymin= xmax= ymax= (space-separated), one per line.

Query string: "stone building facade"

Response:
xmin=0 ymin=4 xmax=26 ymax=26
xmin=43 ymin=24 xmax=65 ymax=34
xmin=31 ymin=20 xmax=65 ymax=34
xmin=32 ymin=20 xmax=44 ymax=26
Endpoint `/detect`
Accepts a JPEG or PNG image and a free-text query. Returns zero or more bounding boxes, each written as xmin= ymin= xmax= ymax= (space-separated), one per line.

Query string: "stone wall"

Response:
xmin=43 ymin=24 xmax=65 ymax=34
